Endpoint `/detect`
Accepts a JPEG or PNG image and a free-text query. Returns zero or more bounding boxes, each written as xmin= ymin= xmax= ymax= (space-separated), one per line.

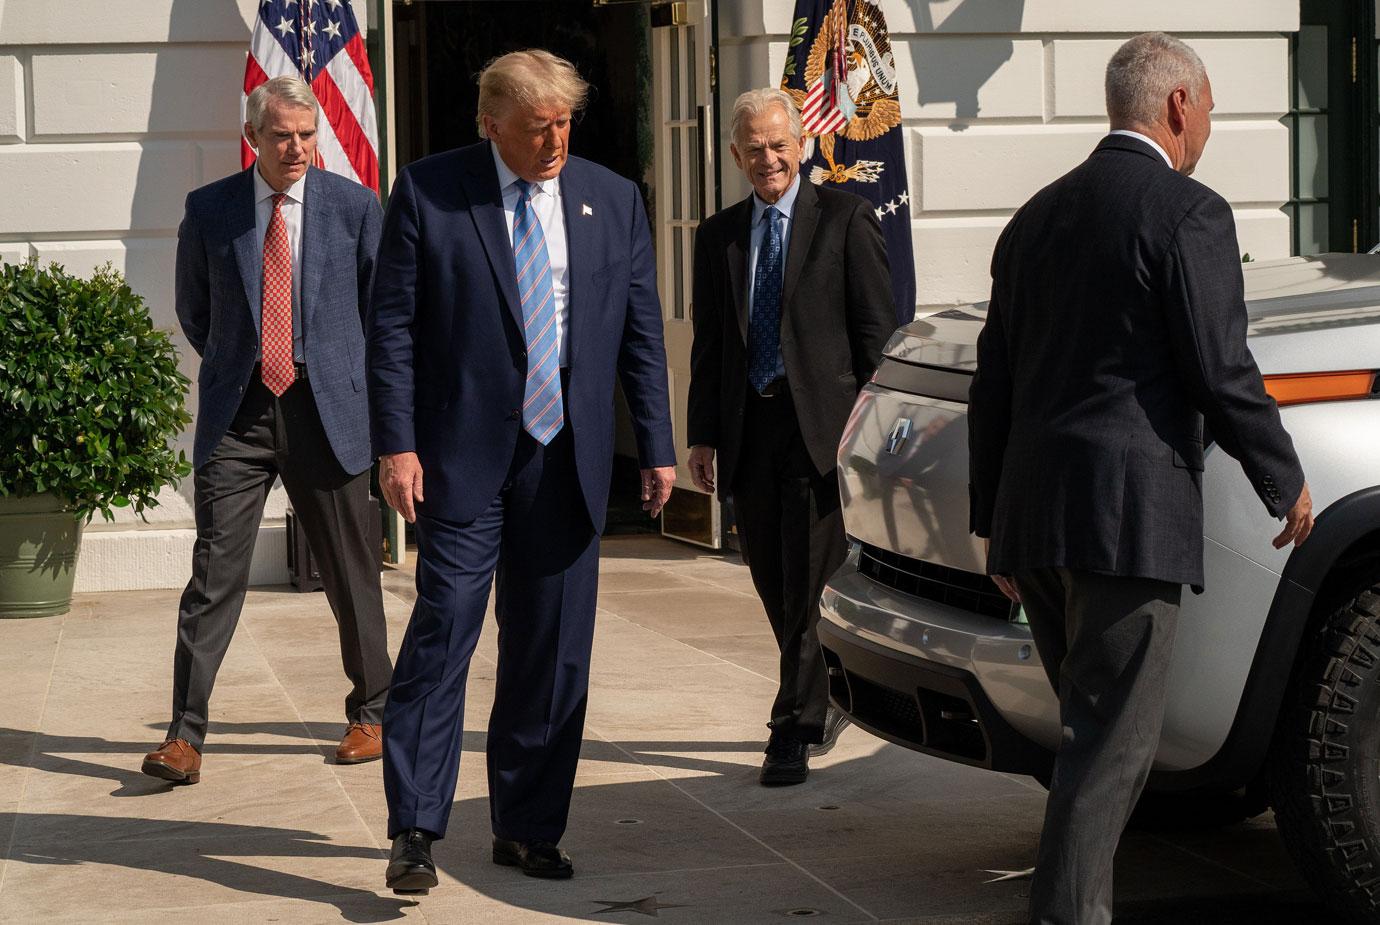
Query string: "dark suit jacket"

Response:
xmin=687 ymin=179 xmax=894 ymax=494
xmin=366 ymin=143 xmax=675 ymax=530
xmin=175 ymin=166 xmax=382 ymax=474
xmin=968 ymin=134 xmax=1305 ymax=588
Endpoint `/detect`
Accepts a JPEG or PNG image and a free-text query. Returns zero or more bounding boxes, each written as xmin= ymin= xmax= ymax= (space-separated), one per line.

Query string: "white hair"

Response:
xmin=1105 ymin=32 xmax=1207 ymax=127
xmin=246 ymin=76 xmax=319 ymax=134
xmin=730 ymin=88 xmax=802 ymax=145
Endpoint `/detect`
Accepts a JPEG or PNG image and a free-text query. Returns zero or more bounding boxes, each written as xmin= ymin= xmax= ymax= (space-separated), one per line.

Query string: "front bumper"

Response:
xmin=819 ymin=558 xmax=1057 ymax=776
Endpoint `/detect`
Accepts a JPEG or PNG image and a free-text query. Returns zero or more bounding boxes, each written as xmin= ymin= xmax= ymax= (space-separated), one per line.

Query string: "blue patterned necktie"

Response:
xmin=748 ymin=205 xmax=784 ymax=393
xmin=512 ymin=179 xmax=564 ymax=444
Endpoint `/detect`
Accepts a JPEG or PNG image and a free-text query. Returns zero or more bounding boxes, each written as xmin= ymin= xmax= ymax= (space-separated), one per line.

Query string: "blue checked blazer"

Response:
xmin=174 ymin=166 xmax=382 ymax=474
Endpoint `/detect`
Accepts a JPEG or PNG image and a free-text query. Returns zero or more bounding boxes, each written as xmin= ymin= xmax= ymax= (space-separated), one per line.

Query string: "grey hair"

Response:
xmin=1105 ymin=32 xmax=1207 ymax=127
xmin=245 ymin=76 xmax=319 ymax=134
xmin=476 ymin=49 xmax=590 ymax=137
xmin=730 ymin=88 xmax=802 ymax=145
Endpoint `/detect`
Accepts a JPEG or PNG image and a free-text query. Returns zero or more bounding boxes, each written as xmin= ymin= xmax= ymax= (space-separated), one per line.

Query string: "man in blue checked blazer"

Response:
xmin=142 ymin=77 xmax=393 ymax=786
xmin=368 ymin=50 xmax=676 ymax=893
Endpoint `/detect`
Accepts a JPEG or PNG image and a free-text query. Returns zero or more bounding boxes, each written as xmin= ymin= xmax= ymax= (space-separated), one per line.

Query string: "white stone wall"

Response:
xmin=0 ymin=0 xmax=368 ymax=591
xmin=718 ymin=0 xmax=1299 ymax=314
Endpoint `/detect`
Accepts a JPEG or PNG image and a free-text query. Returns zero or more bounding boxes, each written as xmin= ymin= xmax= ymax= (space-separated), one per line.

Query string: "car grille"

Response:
xmin=857 ymin=544 xmax=1018 ymax=621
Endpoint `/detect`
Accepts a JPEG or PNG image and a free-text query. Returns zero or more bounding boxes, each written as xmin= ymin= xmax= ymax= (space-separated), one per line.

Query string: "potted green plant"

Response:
xmin=0 ymin=260 xmax=191 ymax=617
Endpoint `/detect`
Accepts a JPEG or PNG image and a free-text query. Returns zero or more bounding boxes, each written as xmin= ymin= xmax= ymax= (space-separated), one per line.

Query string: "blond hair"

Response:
xmin=245 ymin=76 xmax=319 ymax=134
xmin=476 ymin=49 xmax=590 ymax=136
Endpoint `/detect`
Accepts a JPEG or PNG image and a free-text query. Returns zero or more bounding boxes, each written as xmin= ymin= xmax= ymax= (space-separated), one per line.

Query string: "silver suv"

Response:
xmin=819 ymin=254 xmax=1380 ymax=922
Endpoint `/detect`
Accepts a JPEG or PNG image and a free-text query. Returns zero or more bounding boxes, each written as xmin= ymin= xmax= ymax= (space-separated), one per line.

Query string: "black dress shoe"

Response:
xmin=810 ymin=707 xmax=852 ymax=757
xmin=760 ymin=735 xmax=809 ymax=786
xmin=492 ymin=837 xmax=574 ymax=879
xmin=386 ymin=829 xmax=438 ymax=895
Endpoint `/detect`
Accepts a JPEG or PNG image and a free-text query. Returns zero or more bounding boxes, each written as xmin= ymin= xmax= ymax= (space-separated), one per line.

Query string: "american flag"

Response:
xmin=242 ymin=0 xmax=380 ymax=192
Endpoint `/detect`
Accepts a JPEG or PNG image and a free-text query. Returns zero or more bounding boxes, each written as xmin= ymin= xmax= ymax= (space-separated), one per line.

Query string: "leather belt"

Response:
xmin=750 ymin=377 xmax=790 ymax=398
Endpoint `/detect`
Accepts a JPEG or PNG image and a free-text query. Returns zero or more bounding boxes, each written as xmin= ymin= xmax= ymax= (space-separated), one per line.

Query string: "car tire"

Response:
xmin=1267 ymin=579 xmax=1380 ymax=924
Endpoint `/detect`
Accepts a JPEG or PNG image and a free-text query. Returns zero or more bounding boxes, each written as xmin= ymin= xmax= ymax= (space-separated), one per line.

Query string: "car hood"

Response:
xmin=888 ymin=254 xmax=1380 ymax=376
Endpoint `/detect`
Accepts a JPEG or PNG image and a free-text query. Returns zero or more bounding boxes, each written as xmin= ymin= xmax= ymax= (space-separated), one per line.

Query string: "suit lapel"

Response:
xmin=459 ymin=145 xmax=524 ymax=334
xmin=228 ymin=169 xmax=262 ymax=329
xmin=780 ymin=178 xmax=820 ymax=322
xmin=726 ymin=196 xmax=752 ymax=343
xmin=558 ymin=162 xmax=593 ymax=366
xmin=299 ymin=167 xmax=328 ymax=331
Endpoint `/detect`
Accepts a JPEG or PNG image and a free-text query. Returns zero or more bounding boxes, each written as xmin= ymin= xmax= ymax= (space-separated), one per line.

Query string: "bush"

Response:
xmin=0 ymin=260 xmax=191 ymax=521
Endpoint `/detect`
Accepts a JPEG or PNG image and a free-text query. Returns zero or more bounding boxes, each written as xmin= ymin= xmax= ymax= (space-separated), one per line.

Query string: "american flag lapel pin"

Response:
xmin=581 ymin=203 xmax=593 ymax=217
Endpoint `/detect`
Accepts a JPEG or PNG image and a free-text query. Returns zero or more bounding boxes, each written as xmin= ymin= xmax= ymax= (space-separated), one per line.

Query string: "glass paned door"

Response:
xmin=653 ymin=1 xmax=720 ymax=547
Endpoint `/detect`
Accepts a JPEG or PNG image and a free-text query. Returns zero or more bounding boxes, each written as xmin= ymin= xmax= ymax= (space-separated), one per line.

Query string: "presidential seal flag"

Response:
xmin=782 ymin=0 xmax=915 ymax=325
xmin=242 ymin=0 xmax=380 ymax=192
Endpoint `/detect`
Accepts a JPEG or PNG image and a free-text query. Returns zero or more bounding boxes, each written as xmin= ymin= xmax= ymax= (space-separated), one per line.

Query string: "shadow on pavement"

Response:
xmin=0 ymin=812 xmax=410 ymax=923
xmin=0 ymin=726 xmax=1334 ymax=921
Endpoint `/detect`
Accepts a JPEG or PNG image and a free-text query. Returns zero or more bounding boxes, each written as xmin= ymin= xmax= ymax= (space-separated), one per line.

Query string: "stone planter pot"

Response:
xmin=0 ymin=493 xmax=83 ymax=618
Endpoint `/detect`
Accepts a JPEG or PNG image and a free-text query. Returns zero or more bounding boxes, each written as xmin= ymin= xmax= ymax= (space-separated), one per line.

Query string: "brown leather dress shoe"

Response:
xmin=336 ymin=722 xmax=383 ymax=764
xmin=141 ymin=739 xmax=201 ymax=784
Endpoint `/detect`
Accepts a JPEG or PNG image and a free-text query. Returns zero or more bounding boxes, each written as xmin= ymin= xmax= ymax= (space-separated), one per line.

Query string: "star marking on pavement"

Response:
xmin=983 ymin=867 xmax=1035 ymax=883
xmin=592 ymin=895 xmax=687 ymax=917
xmin=274 ymin=16 xmax=294 ymax=36
xmin=324 ymin=20 xmax=342 ymax=40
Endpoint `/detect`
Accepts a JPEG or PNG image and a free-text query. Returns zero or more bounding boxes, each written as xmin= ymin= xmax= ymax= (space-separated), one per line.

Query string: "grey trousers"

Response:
xmin=166 ymin=376 xmax=393 ymax=751
xmin=1014 ymin=568 xmax=1182 ymax=925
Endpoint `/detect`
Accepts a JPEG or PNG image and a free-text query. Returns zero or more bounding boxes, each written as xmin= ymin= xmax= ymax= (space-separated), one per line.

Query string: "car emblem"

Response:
xmin=886 ymin=417 xmax=912 ymax=455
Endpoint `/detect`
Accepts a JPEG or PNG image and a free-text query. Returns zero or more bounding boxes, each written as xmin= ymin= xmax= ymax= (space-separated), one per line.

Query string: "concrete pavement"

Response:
xmin=0 ymin=536 xmax=1326 ymax=923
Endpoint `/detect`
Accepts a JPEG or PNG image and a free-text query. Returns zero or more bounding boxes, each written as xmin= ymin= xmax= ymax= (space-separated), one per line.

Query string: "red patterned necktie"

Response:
xmin=261 ymin=192 xmax=295 ymax=396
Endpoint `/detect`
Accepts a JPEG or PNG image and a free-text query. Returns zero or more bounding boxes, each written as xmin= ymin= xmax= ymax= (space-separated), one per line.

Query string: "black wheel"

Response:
xmin=1267 ymin=580 xmax=1380 ymax=924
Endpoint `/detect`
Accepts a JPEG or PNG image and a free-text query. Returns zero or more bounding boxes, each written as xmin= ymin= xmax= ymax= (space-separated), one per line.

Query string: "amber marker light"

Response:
xmin=1263 ymin=370 xmax=1378 ymax=407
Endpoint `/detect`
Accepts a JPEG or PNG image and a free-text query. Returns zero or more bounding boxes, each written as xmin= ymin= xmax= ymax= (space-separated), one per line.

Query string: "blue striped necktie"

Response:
xmin=512 ymin=179 xmax=564 ymax=444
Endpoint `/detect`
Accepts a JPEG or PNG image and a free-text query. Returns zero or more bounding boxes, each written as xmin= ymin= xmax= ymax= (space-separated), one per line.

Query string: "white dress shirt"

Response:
xmin=492 ymin=144 xmax=571 ymax=367
xmin=746 ymin=173 xmax=800 ymax=382
xmin=252 ymin=167 xmax=306 ymax=362
xmin=1108 ymin=130 xmax=1173 ymax=169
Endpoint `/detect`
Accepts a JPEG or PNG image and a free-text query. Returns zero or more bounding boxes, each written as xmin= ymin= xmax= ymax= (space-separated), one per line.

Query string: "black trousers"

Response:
xmin=732 ymin=386 xmax=846 ymax=744
xmin=1015 ymin=568 xmax=1182 ymax=925
xmin=166 ymin=375 xmax=392 ymax=751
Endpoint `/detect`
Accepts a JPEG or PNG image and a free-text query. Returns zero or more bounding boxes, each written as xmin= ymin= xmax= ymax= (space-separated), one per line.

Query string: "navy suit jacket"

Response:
xmin=175 ymin=166 xmax=382 ymax=474
xmin=367 ymin=143 xmax=676 ymax=530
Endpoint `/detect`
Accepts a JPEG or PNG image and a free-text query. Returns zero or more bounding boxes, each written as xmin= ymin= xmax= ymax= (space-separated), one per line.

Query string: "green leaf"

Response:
xmin=0 ymin=260 xmax=190 ymax=519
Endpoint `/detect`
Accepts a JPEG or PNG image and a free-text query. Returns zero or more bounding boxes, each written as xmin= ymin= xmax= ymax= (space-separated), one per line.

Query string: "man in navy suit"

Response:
xmin=369 ymin=49 xmax=676 ymax=893
xmin=142 ymin=76 xmax=393 ymax=785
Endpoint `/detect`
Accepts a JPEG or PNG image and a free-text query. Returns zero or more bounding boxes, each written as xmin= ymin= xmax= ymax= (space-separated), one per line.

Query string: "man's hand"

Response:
xmin=640 ymin=466 xmax=676 ymax=518
xmin=380 ymin=452 xmax=425 ymax=523
xmin=984 ymin=538 xmax=1021 ymax=603
xmin=688 ymin=445 xmax=716 ymax=494
xmin=1273 ymin=481 xmax=1314 ymax=549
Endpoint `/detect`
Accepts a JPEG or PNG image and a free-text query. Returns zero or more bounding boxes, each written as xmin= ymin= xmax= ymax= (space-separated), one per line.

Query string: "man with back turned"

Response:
xmin=968 ymin=33 xmax=1314 ymax=924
